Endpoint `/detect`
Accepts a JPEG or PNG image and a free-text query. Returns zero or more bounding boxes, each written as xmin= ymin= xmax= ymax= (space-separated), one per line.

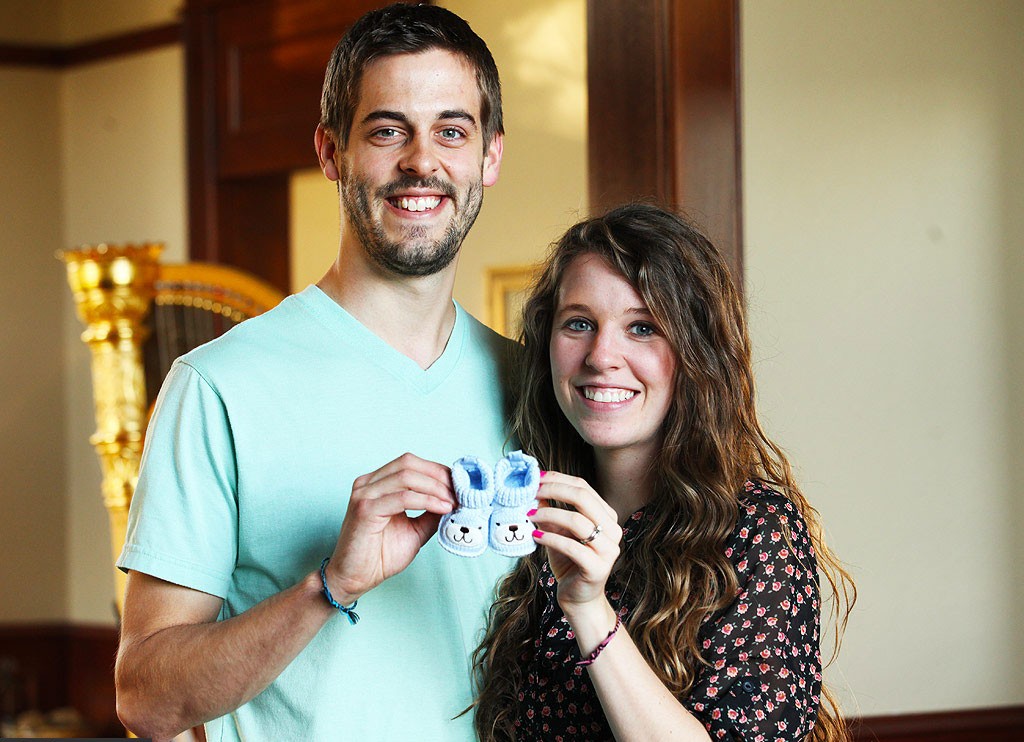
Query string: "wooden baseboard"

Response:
xmin=850 ymin=705 xmax=1024 ymax=742
xmin=0 ymin=622 xmax=121 ymax=737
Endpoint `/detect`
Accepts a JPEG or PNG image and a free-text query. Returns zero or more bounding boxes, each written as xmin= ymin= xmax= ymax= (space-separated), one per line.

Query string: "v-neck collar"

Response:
xmin=298 ymin=284 xmax=466 ymax=394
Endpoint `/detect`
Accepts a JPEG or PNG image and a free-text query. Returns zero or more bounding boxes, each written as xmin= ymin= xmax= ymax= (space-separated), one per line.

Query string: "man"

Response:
xmin=114 ymin=5 xmax=513 ymax=740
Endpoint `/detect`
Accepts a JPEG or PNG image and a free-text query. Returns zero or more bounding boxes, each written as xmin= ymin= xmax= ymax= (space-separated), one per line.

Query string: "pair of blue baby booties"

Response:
xmin=438 ymin=450 xmax=540 ymax=558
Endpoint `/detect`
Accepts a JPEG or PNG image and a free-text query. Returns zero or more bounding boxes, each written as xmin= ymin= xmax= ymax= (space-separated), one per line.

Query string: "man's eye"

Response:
xmin=373 ymin=127 xmax=402 ymax=139
xmin=629 ymin=322 xmax=657 ymax=337
xmin=565 ymin=318 xmax=593 ymax=332
xmin=439 ymin=127 xmax=465 ymax=140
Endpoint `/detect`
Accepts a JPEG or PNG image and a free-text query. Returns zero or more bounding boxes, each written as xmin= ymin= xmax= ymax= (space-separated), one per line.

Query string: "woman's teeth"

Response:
xmin=583 ymin=387 xmax=636 ymax=403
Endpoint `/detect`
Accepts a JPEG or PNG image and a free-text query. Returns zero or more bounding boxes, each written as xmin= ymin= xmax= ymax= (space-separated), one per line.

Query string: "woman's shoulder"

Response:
xmin=728 ymin=480 xmax=815 ymax=567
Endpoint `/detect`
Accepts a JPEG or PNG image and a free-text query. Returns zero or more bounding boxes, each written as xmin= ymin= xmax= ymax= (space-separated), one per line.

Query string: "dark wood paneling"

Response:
xmin=0 ymin=23 xmax=181 ymax=69
xmin=587 ymin=0 xmax=668 ymax=209
xmin=587 ymin=0 xmax=742 ymax=282
xmin=0 ymin=623 xmax=121 ymax=737
xmin=850 ymin=706 xmax=1024 ymax=742
xmin=216 ymin=175 xmax=292 ymax=284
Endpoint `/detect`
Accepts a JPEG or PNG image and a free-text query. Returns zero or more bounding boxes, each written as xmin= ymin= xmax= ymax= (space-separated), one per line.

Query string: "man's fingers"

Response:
xmin=409 ymin=511 xmax=444 ymax=545
xmin=360 ymin=491 xmax=454 ymax=519
xmin=362 ymin=453 xmax=453 ymax=489
xmin=354 ymin=467 xmax=455 ymax=505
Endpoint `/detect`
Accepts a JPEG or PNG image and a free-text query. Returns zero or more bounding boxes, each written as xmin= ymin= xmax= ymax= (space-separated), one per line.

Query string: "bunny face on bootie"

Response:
xmin=489 ymin=451 xmax=539 ymax=557
xmin=439 ymin=508 xmax=489 ymax=554
xmin=438 ymin=456 xmax=493 ymax=557
xmin=489 ymin=506 xmax=535 ymax=555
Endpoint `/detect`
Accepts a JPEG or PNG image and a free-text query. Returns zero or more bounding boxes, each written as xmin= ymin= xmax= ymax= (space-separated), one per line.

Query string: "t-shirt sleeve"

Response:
xmin=684 ymin=486 xmax=823 ymax=742
xmin=116 ymin=358 xmax=239 ymax=599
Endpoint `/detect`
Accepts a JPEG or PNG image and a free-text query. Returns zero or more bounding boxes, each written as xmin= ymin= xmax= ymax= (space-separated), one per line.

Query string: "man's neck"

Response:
xmin=317 ymin=247 xmax=460 ymax=370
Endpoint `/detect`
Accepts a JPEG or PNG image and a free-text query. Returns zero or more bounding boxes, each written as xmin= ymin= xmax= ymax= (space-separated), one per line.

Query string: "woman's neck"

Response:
xmin=593 ymin=446 xmax=658 ymax=525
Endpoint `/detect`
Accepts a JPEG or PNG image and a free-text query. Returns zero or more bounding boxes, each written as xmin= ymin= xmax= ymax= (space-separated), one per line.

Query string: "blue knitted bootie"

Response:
xmin=489 ymin=451 xmax=540 ymax=557
xmin=438 ymin=456 xmax=494 ymax=557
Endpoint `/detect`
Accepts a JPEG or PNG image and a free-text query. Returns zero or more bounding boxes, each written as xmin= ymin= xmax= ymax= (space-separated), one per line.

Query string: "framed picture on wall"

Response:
xmin=486 ymin=265 xmax=539 ymax=340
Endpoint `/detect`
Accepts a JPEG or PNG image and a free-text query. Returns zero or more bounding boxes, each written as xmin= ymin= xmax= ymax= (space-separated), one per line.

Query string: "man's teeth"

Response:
xmin=394 ymin=196 xmax=441 ymax=212
xmin=583 ymin=387 xmax=636 ymax=403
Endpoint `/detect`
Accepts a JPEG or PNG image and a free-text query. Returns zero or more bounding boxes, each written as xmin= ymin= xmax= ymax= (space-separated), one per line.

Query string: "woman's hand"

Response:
xmin=531 ymin=471 xmax=624 ymax=619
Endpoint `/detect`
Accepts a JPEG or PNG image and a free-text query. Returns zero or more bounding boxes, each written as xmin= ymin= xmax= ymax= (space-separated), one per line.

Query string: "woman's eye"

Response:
xmin=564 ymin=318 xmax=593 ymax=332
xmin=629 ymin=322 xmax=657 ymax=337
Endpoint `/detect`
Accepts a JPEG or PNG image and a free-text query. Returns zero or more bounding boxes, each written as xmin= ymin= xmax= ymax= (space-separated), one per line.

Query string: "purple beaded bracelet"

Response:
xmin=576 ymin=614 xmax=622 ymax=666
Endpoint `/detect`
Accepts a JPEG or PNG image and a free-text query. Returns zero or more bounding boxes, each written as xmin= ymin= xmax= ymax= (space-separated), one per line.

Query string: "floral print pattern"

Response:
xmin=513 ymin=481 xmax=822 ymax=741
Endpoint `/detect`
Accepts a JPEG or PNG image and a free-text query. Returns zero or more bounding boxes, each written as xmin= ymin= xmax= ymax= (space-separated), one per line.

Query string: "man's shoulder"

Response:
xmin=459 ymin=307 xmax=522 ymax=362
xmin=178 ymin=290 xmax=313 ymax=371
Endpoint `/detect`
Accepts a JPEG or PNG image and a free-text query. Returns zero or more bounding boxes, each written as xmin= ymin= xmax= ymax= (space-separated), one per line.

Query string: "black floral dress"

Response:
xmin=513 ymin=481 xmax=823 ymax=742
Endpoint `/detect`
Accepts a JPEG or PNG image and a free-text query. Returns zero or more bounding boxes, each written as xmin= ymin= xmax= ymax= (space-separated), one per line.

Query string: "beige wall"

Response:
xmin=0 ymin=0 xmax=180 ymax=44
xmin=60 ymin=0 xmax=182 ymax=44
xmin=0 ymin=66 xmax=67 ymax=621
xmin=0 ymin=0 xmax=63 ymax=44
xmin=0 ymin=1 xmax=185 ymax=625
xmin=742 ymin=0 xmax=1024 ymax=714
xmin=290 ymin=0 xmax=589 ymax=321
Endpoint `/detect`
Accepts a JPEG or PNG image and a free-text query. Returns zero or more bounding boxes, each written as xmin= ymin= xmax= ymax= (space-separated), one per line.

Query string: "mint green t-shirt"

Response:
xmin=119 ymin=286 xmax=515 ymax=741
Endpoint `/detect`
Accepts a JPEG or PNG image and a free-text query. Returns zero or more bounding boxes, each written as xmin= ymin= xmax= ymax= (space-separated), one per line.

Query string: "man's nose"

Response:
xmin=399 ymin=136 xmax=440 ymax=176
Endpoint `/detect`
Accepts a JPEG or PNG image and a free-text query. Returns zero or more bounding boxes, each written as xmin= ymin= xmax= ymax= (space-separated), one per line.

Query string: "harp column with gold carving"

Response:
xmin=59 ymin=243 xmax=162 ymax=614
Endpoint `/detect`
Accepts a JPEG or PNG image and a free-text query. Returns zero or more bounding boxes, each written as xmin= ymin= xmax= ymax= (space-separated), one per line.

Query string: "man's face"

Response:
xmin=338 ymin=49 xmax=502 ymax=277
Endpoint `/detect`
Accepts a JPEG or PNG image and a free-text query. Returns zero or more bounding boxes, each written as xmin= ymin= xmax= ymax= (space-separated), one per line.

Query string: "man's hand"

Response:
xmin=324 ymin=453 xmax=455 ymax=602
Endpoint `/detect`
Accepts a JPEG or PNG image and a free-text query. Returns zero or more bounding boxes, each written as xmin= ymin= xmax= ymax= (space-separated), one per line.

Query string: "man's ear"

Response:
xmin=482 ymin=133 xmax=503 ymax=188
xmin=315 ymin=124 xmax=341 ymax=182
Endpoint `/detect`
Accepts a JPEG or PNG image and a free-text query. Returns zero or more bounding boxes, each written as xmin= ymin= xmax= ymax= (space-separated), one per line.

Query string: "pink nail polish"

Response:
xmin=539 ymin=470 xmax=546 ymax=478
xmin=532 ymin=529 xmax=544 ymax=539
xmin=527 ymin=508 xmax=537 ymax=517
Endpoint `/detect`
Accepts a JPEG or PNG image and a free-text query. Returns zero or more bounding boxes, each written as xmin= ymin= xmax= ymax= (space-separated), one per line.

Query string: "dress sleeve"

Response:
xmin=684 ymin=484 xmax=823 ymax=742
xmin=117 ymin=358 xmax=239 ymax=599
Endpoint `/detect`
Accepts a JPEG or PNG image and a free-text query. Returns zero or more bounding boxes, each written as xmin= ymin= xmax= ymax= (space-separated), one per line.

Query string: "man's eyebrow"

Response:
xmin=359 ymin=110 xmax=411 ymax=127
xmin=437 ymin=109 xmax=477 ymax=126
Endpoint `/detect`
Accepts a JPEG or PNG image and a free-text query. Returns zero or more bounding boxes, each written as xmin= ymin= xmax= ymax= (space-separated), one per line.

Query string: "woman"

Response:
xmin=472 ymin=204 xmax=855 ymax=741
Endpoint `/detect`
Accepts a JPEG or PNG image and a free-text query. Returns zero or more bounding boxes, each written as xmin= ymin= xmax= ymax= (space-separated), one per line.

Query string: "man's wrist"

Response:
xmin=318 ymin=558 xmax=362 ymax=619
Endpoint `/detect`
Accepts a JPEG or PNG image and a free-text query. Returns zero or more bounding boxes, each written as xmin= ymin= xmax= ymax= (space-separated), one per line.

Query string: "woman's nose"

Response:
xmin=584 ymin=330 xmax=622 ymax=371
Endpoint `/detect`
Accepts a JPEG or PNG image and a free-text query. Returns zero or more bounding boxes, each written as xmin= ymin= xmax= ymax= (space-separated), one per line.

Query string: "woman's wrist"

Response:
xmin=562 ymin=598 xmax=619 ymax=656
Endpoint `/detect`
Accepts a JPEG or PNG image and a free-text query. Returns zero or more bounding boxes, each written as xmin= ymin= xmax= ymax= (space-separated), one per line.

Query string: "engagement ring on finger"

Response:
xmin=579 ymin=523 xmax=602 ymax=545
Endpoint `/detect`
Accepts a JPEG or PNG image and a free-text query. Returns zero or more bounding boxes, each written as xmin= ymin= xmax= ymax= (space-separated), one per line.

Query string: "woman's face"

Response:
xmin=549 ymin=253 xmax=677 ymax=462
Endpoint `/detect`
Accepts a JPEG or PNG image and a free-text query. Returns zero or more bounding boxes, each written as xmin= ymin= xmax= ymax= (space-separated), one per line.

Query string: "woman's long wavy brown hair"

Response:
xmin=472 ymin=204 xmax=855 ymax=741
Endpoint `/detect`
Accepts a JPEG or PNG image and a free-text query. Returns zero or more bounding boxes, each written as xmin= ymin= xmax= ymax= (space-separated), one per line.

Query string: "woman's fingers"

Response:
xmin=534 ymin=528 xmax=615 ymax=577
xmin=537 ymin=472 xmax=618 ymax=525
xmin=531 ymin=506 xmax=614 ymax=547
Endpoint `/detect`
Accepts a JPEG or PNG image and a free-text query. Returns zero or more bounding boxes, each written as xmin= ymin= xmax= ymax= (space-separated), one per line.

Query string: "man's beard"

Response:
xmin=342 ymin=172 xmax=484 ymax=277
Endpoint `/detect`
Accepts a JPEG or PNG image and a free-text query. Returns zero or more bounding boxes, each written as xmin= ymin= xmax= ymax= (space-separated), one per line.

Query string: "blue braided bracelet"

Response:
xmin=319 ymin=557 xmax=360 ymax=625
